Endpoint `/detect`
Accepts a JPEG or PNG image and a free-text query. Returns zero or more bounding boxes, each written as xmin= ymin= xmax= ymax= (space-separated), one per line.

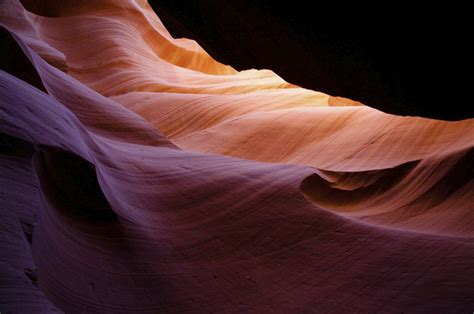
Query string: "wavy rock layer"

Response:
xmin=1 ymin=0 xmax=473 ymax=312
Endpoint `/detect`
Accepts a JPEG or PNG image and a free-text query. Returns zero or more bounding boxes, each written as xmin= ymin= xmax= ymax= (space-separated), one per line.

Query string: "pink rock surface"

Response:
xmin=1 ymin=1 xmax=473 ymax=312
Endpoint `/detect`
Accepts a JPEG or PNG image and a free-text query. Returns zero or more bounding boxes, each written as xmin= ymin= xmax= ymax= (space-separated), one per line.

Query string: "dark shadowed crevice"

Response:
xmin=24 ymin=268 xmax=38 ymax=286
xmin=21 ymin=220 xmax=34 ymax=244
xmin=0 ymin=132 xmax=34 ymax=159
xmin=0 ymin=28 xmax=47 ymax=93
xmin=34 ymin=146 xmax=117 ymax=223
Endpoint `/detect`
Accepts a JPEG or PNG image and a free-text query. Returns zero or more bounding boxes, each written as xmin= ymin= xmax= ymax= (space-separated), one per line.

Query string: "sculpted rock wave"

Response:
xmin=1 ymin=0 xmax=473 ymax=312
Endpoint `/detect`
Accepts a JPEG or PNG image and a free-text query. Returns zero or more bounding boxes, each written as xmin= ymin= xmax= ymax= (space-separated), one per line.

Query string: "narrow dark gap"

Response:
xmin=20 ymin=220 xmax=34 ymax=244
xmin=0 ymin=28 xmax=47 ymax=93
xmin=24 ymin=268 xmax=38 ymax=286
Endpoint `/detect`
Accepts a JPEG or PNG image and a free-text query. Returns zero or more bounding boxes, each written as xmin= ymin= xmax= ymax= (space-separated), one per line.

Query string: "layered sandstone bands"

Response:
xmin=0 ymin=0 xmax=473 ymax=312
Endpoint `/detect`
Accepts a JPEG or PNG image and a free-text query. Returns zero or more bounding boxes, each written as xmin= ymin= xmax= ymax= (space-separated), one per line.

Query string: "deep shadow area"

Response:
xmin=36 ymin=147 xmax=116 ymax=222
xmin=0 ymin=132 xmax=35 ymax=158
xmin=0 ymin=28 xmax=46 ymax=92
xmin=151 ymin=1 xmax=473 ymax=120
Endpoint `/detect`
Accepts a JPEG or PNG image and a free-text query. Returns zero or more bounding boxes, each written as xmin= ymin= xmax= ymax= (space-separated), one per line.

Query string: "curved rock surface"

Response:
xmin=1 ymin=0 xmax=473 ymax=312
